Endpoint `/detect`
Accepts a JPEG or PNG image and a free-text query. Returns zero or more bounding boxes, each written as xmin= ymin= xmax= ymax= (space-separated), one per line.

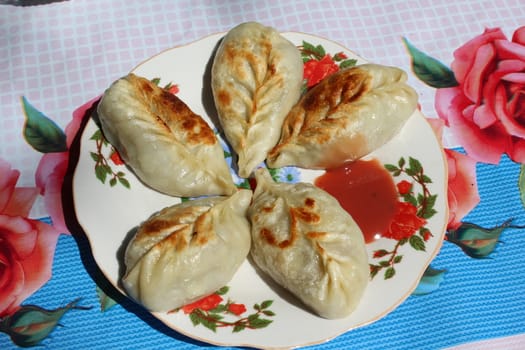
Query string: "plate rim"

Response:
xmin=70 ymin=30 xmax=450 ymax=349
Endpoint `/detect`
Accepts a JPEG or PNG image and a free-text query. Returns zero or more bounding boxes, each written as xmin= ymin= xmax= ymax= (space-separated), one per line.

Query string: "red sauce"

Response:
xmin=314 ymin=158 xmax=398 ymax=243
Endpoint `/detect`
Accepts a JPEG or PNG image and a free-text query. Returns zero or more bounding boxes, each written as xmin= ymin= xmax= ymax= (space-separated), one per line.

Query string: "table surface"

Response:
xmin=1 ymin=1 xmax=525 ymax=349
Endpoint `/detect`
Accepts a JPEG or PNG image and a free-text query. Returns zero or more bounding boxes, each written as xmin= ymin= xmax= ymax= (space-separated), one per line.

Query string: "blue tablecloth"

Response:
xmin=1 ymin=1 xmax=524 ymax=349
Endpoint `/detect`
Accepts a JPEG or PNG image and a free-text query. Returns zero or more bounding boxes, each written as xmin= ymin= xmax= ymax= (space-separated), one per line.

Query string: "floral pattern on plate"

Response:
xmin=71 ymin=32 xmax=448 ymax=348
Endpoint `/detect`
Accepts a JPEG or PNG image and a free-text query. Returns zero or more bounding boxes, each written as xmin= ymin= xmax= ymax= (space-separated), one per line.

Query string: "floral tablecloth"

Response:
xmin=1 ymin=1 xmax=525 ymax=349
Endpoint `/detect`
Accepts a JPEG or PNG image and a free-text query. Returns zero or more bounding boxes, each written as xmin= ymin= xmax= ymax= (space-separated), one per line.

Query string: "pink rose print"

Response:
xmin=427 ymin=118 xmax=480 ymax=230
xmin=0 ymin=158 xmax=60 ymax=317
xmin=34 ymin=97 xmax=100 ymax=234
xmin=445 ymin=149 xmax=480 ymax=230
xmin=405 ymin=34 xmax=519 ymax=264
xmin=435 ymin=26 xmax=525 ymax=164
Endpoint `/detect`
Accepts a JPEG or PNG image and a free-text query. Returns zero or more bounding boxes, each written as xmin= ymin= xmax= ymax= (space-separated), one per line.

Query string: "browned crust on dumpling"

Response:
xmin=126 ymin=73 xmax=216 ymax=146
xmin=134 ymin=205 xmax=215 ymax=253
xmin=267 ymin=64 xmax=418 ymax=170
xmin=268 ymin=67 xmax=371 ymax=159
xmin=210 ymin=22 xmax=303 ymax=178
xmin=213 ymin=38 xmax=282 ymax=125
xmin=291 ymin=205 xmax=321 ymax=224
xmin=248 ymin=168 xmax=369 ymax=319
xmin=191 ymin=212 xmax=213 ymax=246
xmin=259 ymin=227 xmax=294 ymax=248
xmin=122 ymin=190 xmax=252 ymax=313
xmin=221 ymin=38 xmax=274 ymax=84
xmin=258 ymin=197 xmax=326 ymax=251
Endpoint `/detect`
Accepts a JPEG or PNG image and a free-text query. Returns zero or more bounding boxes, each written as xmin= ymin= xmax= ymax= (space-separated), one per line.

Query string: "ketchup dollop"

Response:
xmin=314 ymin=158 xmax=398 ymax=243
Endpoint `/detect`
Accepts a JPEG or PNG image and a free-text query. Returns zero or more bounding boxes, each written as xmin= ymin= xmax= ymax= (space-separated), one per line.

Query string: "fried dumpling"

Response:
xmin=267 ymin=63 xmax=418 ymax=169
xmin=211 ymin=22 xmax=303 ymax=178
xmin=122 ymin=189 xmax=252 ymax=312
xmin=97 ymin=73 xmax=237 ymax=197
xmin=247 ymin=168 xmax=369 ymax=319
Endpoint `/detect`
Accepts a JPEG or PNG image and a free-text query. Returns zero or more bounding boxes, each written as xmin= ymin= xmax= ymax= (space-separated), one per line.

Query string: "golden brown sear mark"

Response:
xmin=126 ymin=73 xmax=217 ymax=146
xmin=260 ymin=198 xmax=322 ymax=249
xmin=259 ymin=227 xmax=296 ymax=249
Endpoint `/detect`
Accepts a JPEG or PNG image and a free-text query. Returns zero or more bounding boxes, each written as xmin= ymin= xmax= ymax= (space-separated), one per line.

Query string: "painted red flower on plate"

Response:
xmin=304 ymin=54 xmax=340 ymax=88
xmin=383 ymin=202 xmax=427 ymax=241
xmin=228 ymin=303 xmax=247 ymax=316
xmin=181 ymin=293 xmax=223 ymax=314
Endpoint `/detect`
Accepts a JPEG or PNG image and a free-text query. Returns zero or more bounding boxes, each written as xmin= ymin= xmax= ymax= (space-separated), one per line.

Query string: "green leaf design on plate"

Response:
xmin=182 ymin=289 xmax=274 ymax=333
xmin=236 ymin=179 xmax=251 ymax=190
xmin=339 ymin=58 xmax=358 ymax=69
xmin=247 ymin=315 xmax=273 ymax=329
xmin=301 ymin=40 xmax=326 ymax=61
xmin=216 ymin=286 xmax=229 ymax=295
xmin=267 ymin=167 xmax=280 ymax=182
xmin=117 ymin=176 xmax=130 ymax=189
xmin=89 ymin=129 xmax=130 ymax=189
xmin=384 ymin=267 xmax=396 ymax=279
xmin=150 ymin=77 xmax=161 ymax=86
xmin=405 ymin=156 xmax=423 ymax=176
xmin=0 ymin=299 xmax=90 ymax=347
xmin=402 ymin=37 xmax=458 ymax=88
xmin=372 ymin=155 xmax=438 ymax=280
xmin=190 ymin=309 xmax=217 ymax=332
xmin=21 ymin=96 xmax=67 ymax=153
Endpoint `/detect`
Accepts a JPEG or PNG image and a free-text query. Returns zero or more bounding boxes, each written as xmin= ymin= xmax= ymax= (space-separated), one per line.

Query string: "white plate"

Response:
xmin=72 ymin=32 xmax=448 ymax=349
